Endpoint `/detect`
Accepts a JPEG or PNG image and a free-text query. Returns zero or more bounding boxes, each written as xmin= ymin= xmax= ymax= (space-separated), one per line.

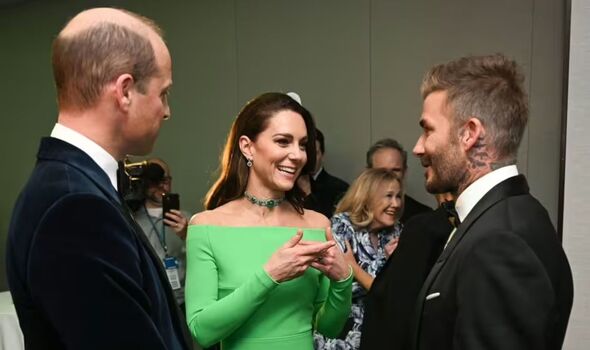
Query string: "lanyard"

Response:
xmin=143 ymin=204 xmax=168 ymax=254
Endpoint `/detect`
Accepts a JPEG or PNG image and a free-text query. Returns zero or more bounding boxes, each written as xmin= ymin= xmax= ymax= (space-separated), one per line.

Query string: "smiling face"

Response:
xmin=369 ymin=179 xmax=402 ymax=231
xmin=413 ymin=90 xmax=467 ymax=194
xmin=242 ymin=110 xmax=308 ymax=198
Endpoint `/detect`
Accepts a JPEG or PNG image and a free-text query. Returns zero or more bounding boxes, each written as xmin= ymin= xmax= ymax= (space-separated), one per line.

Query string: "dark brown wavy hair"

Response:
xmin=204 ymin=92 xmax=317 ymax=214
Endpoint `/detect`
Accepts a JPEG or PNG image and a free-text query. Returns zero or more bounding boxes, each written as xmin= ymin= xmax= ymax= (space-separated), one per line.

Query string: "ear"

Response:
xmin=114 ymin=73 xmax=135 ymax=112
xmin=459 ymin=117 xmax=484 ymax=152
xmin=238 ymin=135 xmax=253 ymax=160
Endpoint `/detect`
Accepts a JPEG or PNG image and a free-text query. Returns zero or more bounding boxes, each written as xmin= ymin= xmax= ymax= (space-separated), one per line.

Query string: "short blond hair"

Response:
xmin=335 ymin=168 xmax=402 ymax=229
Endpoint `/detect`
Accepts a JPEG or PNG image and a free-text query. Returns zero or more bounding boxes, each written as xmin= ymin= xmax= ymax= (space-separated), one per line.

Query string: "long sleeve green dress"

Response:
xmin=185 ymin=225 xmax=352 ymax=350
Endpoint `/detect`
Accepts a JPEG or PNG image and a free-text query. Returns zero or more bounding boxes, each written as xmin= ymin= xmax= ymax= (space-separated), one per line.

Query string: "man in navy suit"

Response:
xmin=411 ymin=54 xmax=573 ymax=349
xmin=5 ymin=8 xmax=191 ymax=349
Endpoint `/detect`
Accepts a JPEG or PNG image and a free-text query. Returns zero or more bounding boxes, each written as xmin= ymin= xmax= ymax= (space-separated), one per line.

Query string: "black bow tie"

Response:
xmin=441 ymin=201 xmax=460 ymax=227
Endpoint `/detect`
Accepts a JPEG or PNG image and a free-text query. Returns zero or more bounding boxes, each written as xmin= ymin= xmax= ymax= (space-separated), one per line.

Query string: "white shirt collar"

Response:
xmin=455 ymin=165 xmax=519 ymax=222
xmin=312 ymin=166 xmax=324 ymax=181
xmin=50 ymin=123 xmax=119 ymax=190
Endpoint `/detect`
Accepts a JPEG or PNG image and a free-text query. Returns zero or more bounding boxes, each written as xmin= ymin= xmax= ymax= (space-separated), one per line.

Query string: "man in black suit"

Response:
xmin=5 ymin=8 xmax=191 ymax=349
xmin=411 ymin=54 xmax=573 ymax=349
xmin=366 ymin=138 xmax=432 ymax=223
xmin=300 ymin=129 xmax=349 ymax=218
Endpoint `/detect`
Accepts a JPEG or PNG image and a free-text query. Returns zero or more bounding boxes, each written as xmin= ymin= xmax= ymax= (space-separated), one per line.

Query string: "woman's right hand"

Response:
xmin=342 ymin=240 xmax=357 ymax=266
xmin=264 ymin=230 xmax=335 ymax=283
xmin=343 ymin=239 xmax=374 ymax=290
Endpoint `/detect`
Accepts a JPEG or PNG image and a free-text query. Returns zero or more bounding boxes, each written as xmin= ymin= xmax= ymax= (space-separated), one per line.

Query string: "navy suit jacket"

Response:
xmin=6 ymin=137 xmax=192 ymax=350
xmin=412 ymin=175 xmax=573 ymax=350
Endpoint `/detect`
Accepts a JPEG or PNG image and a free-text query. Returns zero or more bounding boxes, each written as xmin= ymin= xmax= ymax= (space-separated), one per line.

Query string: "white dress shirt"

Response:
xmin=444 ymin=165 xmax=519 ymax=248
xmin=455 ymin=165 xmax=519 ymax=222
xmin=50 ymin=123 xmax=119 ymax=191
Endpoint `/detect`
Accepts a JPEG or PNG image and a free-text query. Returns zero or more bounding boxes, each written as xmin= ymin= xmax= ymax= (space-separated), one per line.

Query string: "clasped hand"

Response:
xmin=264 ymin=228 xmax=350 ymax=283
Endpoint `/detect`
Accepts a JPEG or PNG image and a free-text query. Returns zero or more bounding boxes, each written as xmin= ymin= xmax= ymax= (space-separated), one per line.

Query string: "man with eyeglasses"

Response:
xmin=132 ymin=158 xmax=189 ymax=310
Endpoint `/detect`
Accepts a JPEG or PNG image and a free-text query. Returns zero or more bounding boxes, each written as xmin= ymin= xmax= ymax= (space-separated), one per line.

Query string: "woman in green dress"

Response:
xmin=185 ymin=92 xmax=353 ymax=350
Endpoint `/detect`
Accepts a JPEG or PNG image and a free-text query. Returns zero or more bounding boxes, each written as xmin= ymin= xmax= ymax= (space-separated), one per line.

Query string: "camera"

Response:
xmin=121 ymin=159 xmax=171 ymax=212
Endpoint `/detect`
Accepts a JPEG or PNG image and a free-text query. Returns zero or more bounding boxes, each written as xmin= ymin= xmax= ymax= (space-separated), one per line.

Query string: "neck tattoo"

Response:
xmin=244 ymin=191 xmax=285 ymax=209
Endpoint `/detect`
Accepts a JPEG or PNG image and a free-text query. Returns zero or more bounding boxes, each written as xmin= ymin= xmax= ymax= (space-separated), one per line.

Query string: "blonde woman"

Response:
xmin=314 ymin=168 xmax=403 ymax=350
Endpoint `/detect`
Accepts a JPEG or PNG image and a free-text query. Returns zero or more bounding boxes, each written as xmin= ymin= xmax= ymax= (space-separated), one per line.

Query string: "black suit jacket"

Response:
xmin=6 ymin=137 xmax=192 ymax=350
xmin=400 ymin=194 xmax=433 ymax=224
xmin=360 ymin=207 xmax=453 ymax=350
xmin=304 ymin=169 xmax=349 ymax=218
xmin=413 ymin=175 xmax=573 ymax=350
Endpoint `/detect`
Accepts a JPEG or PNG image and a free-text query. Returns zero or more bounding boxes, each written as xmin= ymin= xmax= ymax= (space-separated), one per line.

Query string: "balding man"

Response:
xmin=6 ymin=8 xmax=191 ymax=349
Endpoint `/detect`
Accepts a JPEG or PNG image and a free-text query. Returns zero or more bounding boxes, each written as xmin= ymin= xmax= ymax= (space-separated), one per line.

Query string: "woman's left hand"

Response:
xmin=163 ymin=209 xmax=188 ymax=240
xmin=384 ymin=237 xmax=399 ymax=258
xmin=309 ymin=227 xmax=352 ymax=281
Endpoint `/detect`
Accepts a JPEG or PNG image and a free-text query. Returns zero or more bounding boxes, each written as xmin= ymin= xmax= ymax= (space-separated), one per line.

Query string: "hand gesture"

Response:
xmin=342 ymin=240 xmax=357 ymax=266
xmin=310 ymin=227 xmax=352 ymax=281
xmin=164 ymin=209 xmax=188 ymax=240
xmin=343 ymin=238 xmax=374 ymax=291
xmin=384 ymin=237 xmax=399 ymax=258
xmin=264 ymin=230 xmax=335 ymax=283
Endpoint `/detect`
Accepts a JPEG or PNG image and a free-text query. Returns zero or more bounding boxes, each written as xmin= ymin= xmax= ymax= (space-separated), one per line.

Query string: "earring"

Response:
xmin=246 ymin=159 xmax=253 ymax=167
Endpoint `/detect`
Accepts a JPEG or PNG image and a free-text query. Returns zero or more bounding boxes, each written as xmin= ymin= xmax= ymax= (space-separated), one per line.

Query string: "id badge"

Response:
xmin=163 ymin=256 xmax=181 ymax=290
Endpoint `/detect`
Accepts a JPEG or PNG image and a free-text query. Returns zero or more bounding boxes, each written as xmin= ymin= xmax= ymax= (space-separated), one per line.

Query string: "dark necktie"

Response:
xmin=441 ymin=201 xmax=460 ymax=228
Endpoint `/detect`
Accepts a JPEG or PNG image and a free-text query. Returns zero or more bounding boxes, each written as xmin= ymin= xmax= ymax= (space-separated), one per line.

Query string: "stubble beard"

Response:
xmin=423 ymin=146 xmax=466 ymax=195
xmin=146 ymin=189 xmax=164 ymax=207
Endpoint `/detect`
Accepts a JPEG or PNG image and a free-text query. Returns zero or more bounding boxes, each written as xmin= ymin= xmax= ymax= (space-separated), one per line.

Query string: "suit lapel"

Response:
xmin=412 ymin=175 xmax=530 ymax=349
xmin=38 ymin=137 xmax=191 ymax=348
xmin=38 ymin=137 xmax=121 ymax=203
xmin=117 ymin=202 xmax=193 ymax=347
xmin=438 ymin=175 xmax=529 ymax=261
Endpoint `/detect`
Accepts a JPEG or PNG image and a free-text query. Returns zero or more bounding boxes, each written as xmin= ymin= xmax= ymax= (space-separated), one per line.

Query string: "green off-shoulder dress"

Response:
xmin=185 ymin=225 xmax=353 ymax=350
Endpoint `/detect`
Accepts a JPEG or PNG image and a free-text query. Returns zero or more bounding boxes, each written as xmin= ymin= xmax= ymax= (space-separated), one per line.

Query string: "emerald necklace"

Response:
xmin=244 ymin=191 xmax=285 ymax=209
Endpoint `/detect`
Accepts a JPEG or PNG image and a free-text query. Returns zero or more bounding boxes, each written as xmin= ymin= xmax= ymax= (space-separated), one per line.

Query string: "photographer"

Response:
xmin=132 ymin=158 xmax=188 ymax=310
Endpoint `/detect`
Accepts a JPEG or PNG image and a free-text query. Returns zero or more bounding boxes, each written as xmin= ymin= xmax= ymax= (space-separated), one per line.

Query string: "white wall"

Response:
xmin=562 ymin=0 xmax=590 ymax=348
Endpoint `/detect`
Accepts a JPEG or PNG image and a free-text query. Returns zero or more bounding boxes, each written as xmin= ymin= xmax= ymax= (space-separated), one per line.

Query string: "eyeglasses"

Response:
xmin=160 ymin=176 xmax=172 ymax=185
